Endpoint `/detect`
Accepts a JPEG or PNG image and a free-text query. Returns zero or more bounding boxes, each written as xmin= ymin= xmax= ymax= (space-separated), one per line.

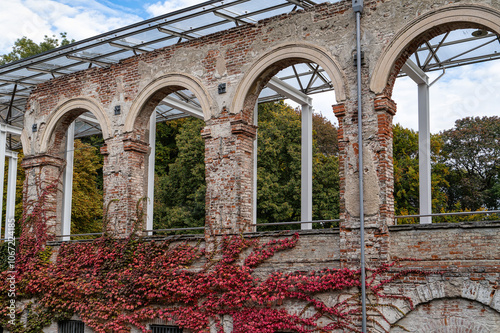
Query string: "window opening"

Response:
xmin=151 ymin=325 xmax=183 ymax=333
xmin=58 ymin=320 xmax=84 ymax=333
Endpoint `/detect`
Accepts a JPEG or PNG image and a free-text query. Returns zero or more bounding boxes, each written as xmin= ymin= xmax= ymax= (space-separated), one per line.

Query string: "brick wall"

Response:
xmin=19 ymin=0 xmax=500 ymax=331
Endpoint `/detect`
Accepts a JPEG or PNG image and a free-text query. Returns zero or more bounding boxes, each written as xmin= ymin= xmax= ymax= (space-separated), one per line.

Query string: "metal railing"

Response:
xmin=395 ymin=210 xmax=500 ymax=224
xmin=11 ymin=211 xmax=499 ymax=242
xmin=249 ymin=219 xmax=341 ymax=228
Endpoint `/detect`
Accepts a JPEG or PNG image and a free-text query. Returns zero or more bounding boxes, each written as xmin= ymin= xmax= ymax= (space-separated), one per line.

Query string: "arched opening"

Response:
xmin=236 ymin=45 xmax=346 ymax=230
xmin=129 ymin=76 xmax=211 ymax=235
xmin=149 ymin=90 xmax=205 ymax=234
xmin=41 ymin=101 xmax=107 ymax=240
xmin=374 ymin=8 xmax=500 ymax=224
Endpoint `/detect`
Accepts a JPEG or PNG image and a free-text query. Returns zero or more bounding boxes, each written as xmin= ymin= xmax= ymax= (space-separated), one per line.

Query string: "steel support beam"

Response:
xmin=401 ymin=59 xmax=428 ymax=85
xmin=301 ymin=103 xmax=313 ymax=229
xmin=78 ymin=114 xmax=100 ymax=125
xmin=0 ymin=124 xmax=21 ymax=238
xmin=417 ymin=83 xmax=432 ymax=224
xmin=5 ymin=152 xmax=18 ymax=239
xmin=266 ymin=77 xmax=311 ymax=106
xmin=0 ymin=128 xmax=6 ymax=236
xmin=62 ymin=122 xmax=75 ymax=241
xmin=147 ymin=112 xmax=156 ymax=235
xmin=161 ymin=96 xmax=204 ymax=119
xmin=401 ymin=59 xmax=432 ymax=224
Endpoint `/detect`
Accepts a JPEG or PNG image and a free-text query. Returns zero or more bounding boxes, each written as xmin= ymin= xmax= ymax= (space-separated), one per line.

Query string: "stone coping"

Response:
xmin=46 ymin=228 xmax=340 ymax=246
xmin=389 ymin=220 xmax=500 ymax=232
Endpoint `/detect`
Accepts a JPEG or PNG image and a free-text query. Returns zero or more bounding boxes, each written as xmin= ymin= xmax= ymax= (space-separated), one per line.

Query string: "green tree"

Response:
xmin=70 ymin=140 xmax=103 ymax=234
xmin=441 ymin=116 xmax=500 ymax=210
xmin=0 ymin=33 xmax=73 ymax=65
xmin=257 ymin=102 xmax=302 ymax=224
xmin=313 ymin=113 xmax=338 ymax=156
xmin=392 ymin=124 xmax=449 ymax=217
xmin=153 ymin=118 xmax=206 ymax=231
xmin=154 ymin=120 xmax=186 ymax=177
xmin=257 ymin=101 xmax=339 ymax=226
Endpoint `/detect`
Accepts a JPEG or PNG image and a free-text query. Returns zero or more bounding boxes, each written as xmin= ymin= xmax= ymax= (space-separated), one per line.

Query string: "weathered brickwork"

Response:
xmin=20 ymin=0 xmax=500 ymax=331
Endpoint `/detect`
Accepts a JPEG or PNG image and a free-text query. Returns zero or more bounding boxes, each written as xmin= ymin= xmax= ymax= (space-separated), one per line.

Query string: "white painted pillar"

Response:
xmin=301 ymin=103 xmax=313 ymax=229
xmin=62 ymin=122 xmax=75 ymax=241
xmin=147 ymin=111 xmax=156 ymax=235
xmin=0 ymin=128 xmax=7 ymax=236
xmin=402 ymin=60 xmax=432 ymax=224
xmin=418 ymin=83 xmax=432 ymax=224
xmin=5 ymin=152 xmax=18 ymax=239
xmin=253 ymin=104 xmax=258 ymax=229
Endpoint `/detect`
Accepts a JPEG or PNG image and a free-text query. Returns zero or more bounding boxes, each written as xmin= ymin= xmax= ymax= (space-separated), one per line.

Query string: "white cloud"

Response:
xmin=0 ymin=0 xmax=143 ymax=54
xmin=393 ymin=61 xmax=500 ymax=133
xmin=145 ymin=0 xmax=203 ymax=17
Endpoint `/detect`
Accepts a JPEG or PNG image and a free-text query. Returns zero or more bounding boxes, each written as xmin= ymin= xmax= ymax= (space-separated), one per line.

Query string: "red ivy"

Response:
xmin=0 ymin=180 xmax=439 ymax=332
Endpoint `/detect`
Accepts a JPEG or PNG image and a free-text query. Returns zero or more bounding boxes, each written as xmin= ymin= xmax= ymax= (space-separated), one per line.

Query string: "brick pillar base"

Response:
xmin=334 ymin=95 xmax=396 ymax=267
xmin=21 ymin=154 xmax=65 ymax=236
xmin=202 ymin=113 xmax=256 ymax=237
xmin=374 ymin=94 xmax=397 ymax=228
xmin=101 ymin=135 xmax=149 ymax=237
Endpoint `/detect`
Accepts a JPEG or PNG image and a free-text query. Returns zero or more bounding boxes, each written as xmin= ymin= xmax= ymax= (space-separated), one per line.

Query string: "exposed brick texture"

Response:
xmin=20 ymin=0 xmax=500 ymax=331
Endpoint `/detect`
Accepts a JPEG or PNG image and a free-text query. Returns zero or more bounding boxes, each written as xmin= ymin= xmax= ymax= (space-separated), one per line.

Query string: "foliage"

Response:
xmin=70 ymin=140 xmax=104 ymax=235
xmin=154 ymin=120 xmax=187 ymax=177
xmin=0 ymin=33 xmax=74 ymax=65
xmin=154 ymin=118 xmax=206 ymax=231
xmin=153 ymin=102 xmax=339 ymax=231
xmin=441 ymin=116 xmax=500 ymax=211
xmin=257 ymin=101 xmax=339 ymax=227
xmin=312 ymin=113 xmax=338 ymax=157
xmin=392 ymin=124 xmax=449 ymax=218
xmin=257 ymin=102 xmax=302 ymax=225
xmin=0 ymin=185 xmax=439 ymax=332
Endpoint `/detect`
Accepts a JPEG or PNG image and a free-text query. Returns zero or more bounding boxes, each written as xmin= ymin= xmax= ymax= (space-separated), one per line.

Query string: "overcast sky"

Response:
xmin=1 ymin=0 xmax=498 ymax=134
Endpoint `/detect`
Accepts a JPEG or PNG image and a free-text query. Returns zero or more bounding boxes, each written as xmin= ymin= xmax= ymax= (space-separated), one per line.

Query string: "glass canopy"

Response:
xmin=0 ymin=0 xmax=499 ymax=148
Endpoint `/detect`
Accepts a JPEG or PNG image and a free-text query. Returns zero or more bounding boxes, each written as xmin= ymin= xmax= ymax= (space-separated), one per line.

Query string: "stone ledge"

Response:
xmin=243 ymin=228 xmax=340 ymax=238
xmin=389 ymin=220 xmax=500 ymax=232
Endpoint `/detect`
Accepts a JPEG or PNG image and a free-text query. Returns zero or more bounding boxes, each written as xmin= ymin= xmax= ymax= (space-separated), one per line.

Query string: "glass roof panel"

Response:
xmin=1 ymin=0 xmax=498 ymax=144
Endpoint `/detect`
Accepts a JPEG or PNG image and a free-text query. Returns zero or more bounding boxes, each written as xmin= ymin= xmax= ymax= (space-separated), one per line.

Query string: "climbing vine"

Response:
xmin=0 ymin=178 xmax=439 ymax=332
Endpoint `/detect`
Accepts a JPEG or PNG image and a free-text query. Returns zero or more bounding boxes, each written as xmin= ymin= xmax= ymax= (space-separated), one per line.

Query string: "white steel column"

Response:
xmin=253 ymin=104 xmax=258 ymax=228
xmin=266 ymin=77 xmax=313 ymax=228
xmin=5 ymin=152 xmax=18 ymax=239
xmin=0 ymin=128 xmax=6 ymax=236
xmin=418 ymin=83 xmax=432 ymax=224
xmin=147 ymin=111 xmax=156 ymax=235
xmin=301 ymin=103 xmax=313 ymax=229
xmin=62 ymin=122 xmax=75 ymax=241
xmin=401 ymin=59 xmax=432 ymax=224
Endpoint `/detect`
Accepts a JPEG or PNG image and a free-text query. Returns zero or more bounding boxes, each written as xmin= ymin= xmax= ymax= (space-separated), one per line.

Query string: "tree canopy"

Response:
xmin=392 ymin=124 xmax=449 ymax=216
xmin=152 ymin=101 xmax=340 ymax=231
xmin=0 ymin=33 xmax=74 ymax=65
xmin=441 ymin=116 xmax=500 ymax=211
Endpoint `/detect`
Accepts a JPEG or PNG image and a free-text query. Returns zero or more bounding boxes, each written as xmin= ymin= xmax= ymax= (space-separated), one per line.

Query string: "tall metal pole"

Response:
xmin=353 ymin=0 xmax=367 ymax=331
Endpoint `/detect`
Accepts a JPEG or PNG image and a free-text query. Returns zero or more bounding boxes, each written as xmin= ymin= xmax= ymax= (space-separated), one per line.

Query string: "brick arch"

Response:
xmin=232 ymin=42 xmax=347 ymax=122
xmin=39 ymin=97 xmax=111 ymax=154
xmin=125 ymin=73 xmax=214 ymax=133
xmin=370 ymin=4 xmax=500 ymax=96
xmin=376 ymin=280 xmax=500 ymax=332
xmin=389 ymin=297 xmax=500 ymax=333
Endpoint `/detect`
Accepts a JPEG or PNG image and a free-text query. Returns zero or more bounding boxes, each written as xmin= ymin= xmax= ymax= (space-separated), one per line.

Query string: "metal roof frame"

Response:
xmin=0 ymin=1 xmax=499 ymax=149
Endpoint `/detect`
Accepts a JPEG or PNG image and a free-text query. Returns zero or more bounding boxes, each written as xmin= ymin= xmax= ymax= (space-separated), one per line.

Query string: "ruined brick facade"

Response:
xmin=22 ymin=0 xmax=500 ymax=331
